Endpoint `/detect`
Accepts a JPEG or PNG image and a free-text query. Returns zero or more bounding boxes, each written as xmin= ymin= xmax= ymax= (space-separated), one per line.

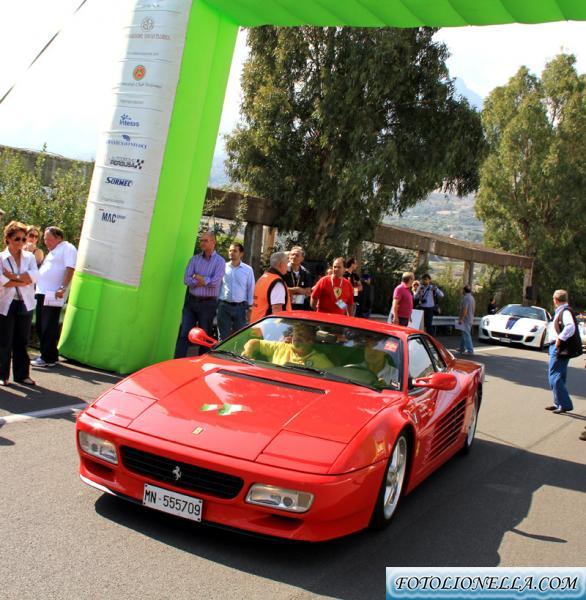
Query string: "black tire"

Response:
xmin=369 ymin=433 xmax=409 ymax=530
xmin=460 ymin=394 xmax=479 ymax=456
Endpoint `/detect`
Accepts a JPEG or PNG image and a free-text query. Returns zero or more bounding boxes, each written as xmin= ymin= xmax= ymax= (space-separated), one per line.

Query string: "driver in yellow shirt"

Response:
xmin=242 ymin=323 xmax=333 ymax=369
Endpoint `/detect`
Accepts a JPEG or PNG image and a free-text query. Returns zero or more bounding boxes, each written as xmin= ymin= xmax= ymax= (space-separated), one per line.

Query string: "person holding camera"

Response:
xmin=415 ymin=273 xmax=444 ymax=335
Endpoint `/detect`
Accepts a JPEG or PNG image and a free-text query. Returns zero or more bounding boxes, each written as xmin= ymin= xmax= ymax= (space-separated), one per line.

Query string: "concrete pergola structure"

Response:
xmin=203 ymin=187 xmax=534 ymax=298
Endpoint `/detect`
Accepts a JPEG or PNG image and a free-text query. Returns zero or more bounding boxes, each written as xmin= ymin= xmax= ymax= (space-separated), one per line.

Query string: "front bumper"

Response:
xmin=76 ymin=411 xmax=385 ymax=542
xmin=479 ymin=327 xmax=542 ymax=348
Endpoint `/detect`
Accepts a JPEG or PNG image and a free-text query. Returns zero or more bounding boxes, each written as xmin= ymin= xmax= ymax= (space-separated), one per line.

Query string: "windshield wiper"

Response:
xmin=282 ymin=363 xmax=381 ymax=392
xmin=210 ymin=349 xmax=255 ymax=365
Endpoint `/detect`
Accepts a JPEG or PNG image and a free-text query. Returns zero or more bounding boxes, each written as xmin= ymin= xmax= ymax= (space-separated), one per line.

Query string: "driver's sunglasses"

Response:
xmin=12 ymin=236 xmax=27 ymax=242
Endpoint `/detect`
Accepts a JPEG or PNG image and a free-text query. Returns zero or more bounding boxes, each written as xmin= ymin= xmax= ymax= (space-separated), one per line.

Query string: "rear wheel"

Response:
xmin=370 ymin=433 xmax=408 ymax=530
xmin=460 ymin=394 xmax=479 ymax=455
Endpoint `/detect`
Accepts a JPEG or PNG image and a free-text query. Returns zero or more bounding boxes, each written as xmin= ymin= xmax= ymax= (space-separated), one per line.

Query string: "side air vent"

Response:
xmin=428 ymin=400 xmax=466 ymax=461
xmin=217 ymin=369 xmax=325 ymax=394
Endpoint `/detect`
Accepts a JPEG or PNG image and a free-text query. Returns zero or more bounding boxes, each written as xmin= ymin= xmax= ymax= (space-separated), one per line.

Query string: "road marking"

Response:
xmin=473 ymin=346 xmax=506 ymax=353
xmin=0 ymin=403 xmax=86 ymax=425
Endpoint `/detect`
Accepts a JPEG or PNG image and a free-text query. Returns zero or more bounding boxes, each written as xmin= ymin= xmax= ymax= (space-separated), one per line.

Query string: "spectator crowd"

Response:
xmin=0 ymin=220 xmax=77 ymax=386
xmin=1 ymin=215 xmax=583 ymax=441
xmin=174 ymin=230 xmax=456 ymax=362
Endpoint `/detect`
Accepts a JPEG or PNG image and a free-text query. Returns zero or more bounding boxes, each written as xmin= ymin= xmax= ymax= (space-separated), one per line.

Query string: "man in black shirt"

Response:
xmin=284 ymin=246 xmax=314 ymax=310
xmin=344 ymin=257 xmax=362 ymax=312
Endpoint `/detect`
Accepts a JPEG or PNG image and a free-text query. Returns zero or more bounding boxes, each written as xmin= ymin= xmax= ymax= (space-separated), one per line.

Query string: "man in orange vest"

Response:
xmin=250 ymin=252 xmax=291 ymax=322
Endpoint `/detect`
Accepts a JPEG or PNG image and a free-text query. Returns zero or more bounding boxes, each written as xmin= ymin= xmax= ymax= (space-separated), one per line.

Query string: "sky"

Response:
xmin=0 ymin=0 xmax=585 ymax=161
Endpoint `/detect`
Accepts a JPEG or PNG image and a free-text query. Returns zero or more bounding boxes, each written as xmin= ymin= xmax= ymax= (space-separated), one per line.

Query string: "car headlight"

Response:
xmin=529 ymin=325 xmax=539 ymax=332
xmin=482 ymin=318 xmax=490 ymax=326
xmin=78 ymin=431 xmax=118 ymax=465
xmin=246 ymin=484 xmax=314 ymax=513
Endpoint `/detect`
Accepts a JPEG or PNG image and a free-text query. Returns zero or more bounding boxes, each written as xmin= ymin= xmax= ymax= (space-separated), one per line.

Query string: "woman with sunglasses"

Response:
xmin=25 ymin=226 xmax=44 ymax=267
xmin=0 ymin=221 xmax=39 ymax=386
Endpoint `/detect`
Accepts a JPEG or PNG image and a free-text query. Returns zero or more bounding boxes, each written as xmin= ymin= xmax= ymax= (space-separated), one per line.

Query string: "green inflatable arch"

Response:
xmin=59 ymin=0 xmax=586 ymax=374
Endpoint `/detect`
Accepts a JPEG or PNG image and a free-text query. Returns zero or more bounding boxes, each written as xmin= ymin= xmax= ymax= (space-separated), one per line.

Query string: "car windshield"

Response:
xmin=214 ymin=317 xmax=402 ymax=390
xmin=498 ymin=305 xmax=546 ymax=321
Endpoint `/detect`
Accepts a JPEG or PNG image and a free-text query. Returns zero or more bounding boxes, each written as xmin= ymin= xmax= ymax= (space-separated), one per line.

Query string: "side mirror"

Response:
xmin=413 ymin=372 xmax=457 ymax=391
xmin=188 ymin=327 xmax=217 ymax=348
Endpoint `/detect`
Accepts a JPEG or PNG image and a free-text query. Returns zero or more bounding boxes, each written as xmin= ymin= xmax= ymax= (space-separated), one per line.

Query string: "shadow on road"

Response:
xmin=461 ymin=351 xmax=585 ymax=399
xmin=0 ymin=360 xmax=120 ymax=417
xmin=93 ymin=438 xmax=586 ymax=600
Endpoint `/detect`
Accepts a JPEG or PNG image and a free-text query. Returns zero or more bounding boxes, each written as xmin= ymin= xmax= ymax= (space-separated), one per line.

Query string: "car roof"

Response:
xmin=264 ymin=310 xmax=415 ymax=339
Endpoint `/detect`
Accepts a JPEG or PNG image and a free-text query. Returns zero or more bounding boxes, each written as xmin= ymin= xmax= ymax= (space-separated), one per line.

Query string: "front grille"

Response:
xmin=493 ymin=331 xmax=523 ymax=341
xmin=120 ymin=446 xmax=244 ymax=499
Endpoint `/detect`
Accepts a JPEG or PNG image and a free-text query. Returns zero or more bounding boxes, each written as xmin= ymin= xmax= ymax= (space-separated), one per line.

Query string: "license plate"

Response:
xmin=143 ymin=484 xmax=203 ymax=522
xmin=499 ymin=337 xmax=511 ymax=343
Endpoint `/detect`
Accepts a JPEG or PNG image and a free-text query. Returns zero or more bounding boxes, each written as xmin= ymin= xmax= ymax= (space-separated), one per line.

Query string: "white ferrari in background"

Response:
xmin=577 ymin=314 xmax=586 ymax=348
xmin=479 ymin=304 xmax=552 ymax=349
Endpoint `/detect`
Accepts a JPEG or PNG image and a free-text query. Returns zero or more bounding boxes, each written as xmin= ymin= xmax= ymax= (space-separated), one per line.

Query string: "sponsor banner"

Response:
xmin=108 ymin=105 xmax=167 ymax=134
xmin=124 ymin=9 xmax=188 ymax=59
xmin=78 ymin=0 xmax=192 ymax=286
xmin=96 ymin=132 xmax=164 ymax=175
xmin=386 ymin=568 xmax=586 ymax=600
xmin=77 ymin=204 xmax=153 ymax=287
xmin=88 ymin=165 xmax=159 ymax=205
xmin=133 ymin=0 xmax=192 ymax=12
xmin=113 ymin=91 xmax=170 ymax=112
xmin=113 ymin=58 xmax=181 ymax=97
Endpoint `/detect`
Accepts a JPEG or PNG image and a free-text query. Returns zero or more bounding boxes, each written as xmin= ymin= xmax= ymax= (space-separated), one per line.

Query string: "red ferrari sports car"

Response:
xmin=76 ymin=312 xmax=484 ymax=542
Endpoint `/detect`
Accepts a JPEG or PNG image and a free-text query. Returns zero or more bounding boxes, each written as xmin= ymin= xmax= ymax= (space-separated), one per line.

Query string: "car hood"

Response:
xmin=114 ymin=358 xmax=391 ymax=462
xmin=485 ymin=314 xmax=544 ymax=331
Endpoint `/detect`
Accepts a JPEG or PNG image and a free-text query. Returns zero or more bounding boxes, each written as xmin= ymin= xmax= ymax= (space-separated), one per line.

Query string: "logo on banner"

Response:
xmin=109 ymin=156 xmax=145 ymax=170
xmin=141 ymin=17 xmax=154 ymax=31
xmin=119 ymin=113 xmax=140 ymax=127
xmin=105 ymin=176 xmax=134 ymax=188
xmin=100 ymin=210 xmax=127 ymax=224
xmin=133 ymin=65 xmax=146 ymax=81
xmin=106 ymin=134 xmax=147 ymax=150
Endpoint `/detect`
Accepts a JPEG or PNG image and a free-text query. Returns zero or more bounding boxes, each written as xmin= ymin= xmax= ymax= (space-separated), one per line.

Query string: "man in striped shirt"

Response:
xmin=174 ymin=231 xmax=225 ymax=358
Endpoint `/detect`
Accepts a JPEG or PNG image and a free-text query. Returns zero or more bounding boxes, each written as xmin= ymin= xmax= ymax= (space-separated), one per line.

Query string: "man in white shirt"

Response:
xmin=32 ymin=227 xmax=77 ymax=368
xmin=545 ymin=289 xmax=580 ymax=414
xmin=217 ymin=243 xmax=255 ymax=340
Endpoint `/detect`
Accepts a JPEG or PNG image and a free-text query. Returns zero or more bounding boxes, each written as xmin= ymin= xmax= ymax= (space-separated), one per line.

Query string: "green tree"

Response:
xmin=0 ymin=148 xmax=90 ymax=246
xmin=226 ymin=27 xmax=484 ymax=257
xmin=476 ymin=54 xmax=586 ymax=307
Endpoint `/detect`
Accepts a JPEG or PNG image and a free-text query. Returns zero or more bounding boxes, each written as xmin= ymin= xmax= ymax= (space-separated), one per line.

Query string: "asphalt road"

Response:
xmin=1 ymin=341 xmax=585 ymax=600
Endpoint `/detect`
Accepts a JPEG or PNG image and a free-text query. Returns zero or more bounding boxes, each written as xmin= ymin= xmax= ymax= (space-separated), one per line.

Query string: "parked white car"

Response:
xmin=577 ymin=314 xmax=586 ymax=348
xmin=479 ymin=304 xmax=551 ymax=349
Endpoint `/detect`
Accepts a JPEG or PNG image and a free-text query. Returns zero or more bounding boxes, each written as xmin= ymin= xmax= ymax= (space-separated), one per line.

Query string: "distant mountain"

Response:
xmin=384 ymin=192 xmax=484 ymax=243
xmin=454 ymin=77 xmax=483 ymax=111
xmin=209 ymin=150 xmax=230 ymax=188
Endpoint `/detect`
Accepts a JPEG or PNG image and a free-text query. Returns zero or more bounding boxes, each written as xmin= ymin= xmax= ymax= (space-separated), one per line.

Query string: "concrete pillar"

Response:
xmin=244 ymin=222 xmax=263 ymax=278
xmin=415 ymin=250 xmax=429 ymax=272
xmin=523 ymin=266 xmax=534 ymax=305
xmin=463 ymin=261 xmax=474 ymax=287
xmin=263 ymin=226 xmax=277 ymax=254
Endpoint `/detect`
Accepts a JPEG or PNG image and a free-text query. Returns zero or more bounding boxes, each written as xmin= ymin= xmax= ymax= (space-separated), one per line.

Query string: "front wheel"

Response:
xmin=369 ymin=433 xmax=409 ymax=530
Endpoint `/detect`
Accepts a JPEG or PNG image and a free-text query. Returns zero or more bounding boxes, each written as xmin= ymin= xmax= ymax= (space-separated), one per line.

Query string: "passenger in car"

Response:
xmin=242 ymin=323 xmax=333 ymax=369
xmin=341 ymin=335 xmax=399 ymax=388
